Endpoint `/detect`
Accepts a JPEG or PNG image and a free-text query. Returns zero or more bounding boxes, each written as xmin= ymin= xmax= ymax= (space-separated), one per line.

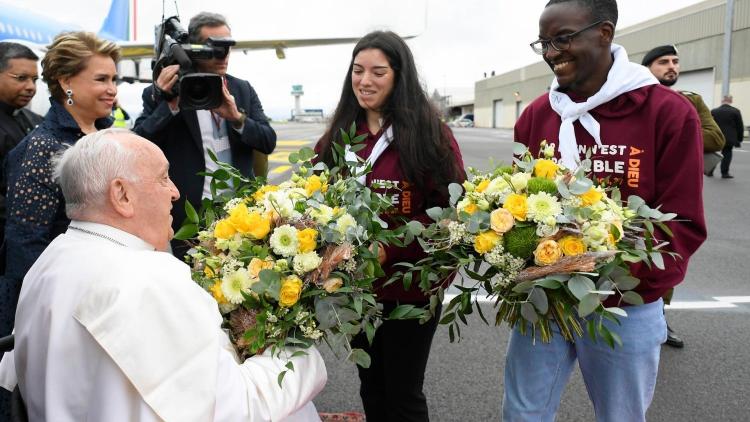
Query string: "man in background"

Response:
xmin=0 ymin=42 xmax=43 ymax=272
xmin=643 ymin=44 xmax=724 ymax=348
xmin=135 ymin=12 xmax=276 ymax=258
xmin=711 ymin=95 xmax=744 ymax=179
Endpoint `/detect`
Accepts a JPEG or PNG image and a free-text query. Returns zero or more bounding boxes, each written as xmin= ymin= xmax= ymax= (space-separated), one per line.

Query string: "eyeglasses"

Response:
xmin=4 ymin=72 xmax=39 ymax=84
xmin=530 ymin=21 xmax=604 ymax=55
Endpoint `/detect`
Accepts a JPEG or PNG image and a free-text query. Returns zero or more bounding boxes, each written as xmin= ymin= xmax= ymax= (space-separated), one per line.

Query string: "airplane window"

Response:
xmin=0 ymin=22 xmax=5 ymax=33
xmin=23 ymin=28 xmax=30 ymax=38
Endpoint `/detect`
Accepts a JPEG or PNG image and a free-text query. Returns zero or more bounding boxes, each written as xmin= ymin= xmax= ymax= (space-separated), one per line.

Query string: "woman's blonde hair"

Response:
xmin=42 ymin=31 xmax=121 ymax=101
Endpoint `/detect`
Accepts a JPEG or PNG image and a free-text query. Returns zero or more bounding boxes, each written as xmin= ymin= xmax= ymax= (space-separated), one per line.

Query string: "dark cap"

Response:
xmin=641 ymin=45 xmax=678 ymax=67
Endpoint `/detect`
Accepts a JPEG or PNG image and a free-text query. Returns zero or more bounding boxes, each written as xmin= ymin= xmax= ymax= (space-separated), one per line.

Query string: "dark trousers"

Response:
xmin=351 ymin=301 xmax=441 ymax=422
xmin=720 ymin=144 xmax=734 ymax=175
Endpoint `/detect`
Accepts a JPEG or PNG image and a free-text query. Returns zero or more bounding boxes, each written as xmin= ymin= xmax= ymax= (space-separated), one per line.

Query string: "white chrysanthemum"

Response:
xmin=308 ymin=204 xmax=335 ymax=224
xmin=293 ymin=251 xmax=323 ymax=275
xmin=510 ymin=172 xmax=531 ymax=192
xmin=336 ymin=213 xmax=357 ymax=236
xmin=270 ymin=224 xmax=299 ymax=257
xmin=221 ymin=268 xmax=253 ymax=304
xmin=287 ymin=187 xmax=308 ymax=201
xmin=527 ymin=192 xmax=562 ymax=223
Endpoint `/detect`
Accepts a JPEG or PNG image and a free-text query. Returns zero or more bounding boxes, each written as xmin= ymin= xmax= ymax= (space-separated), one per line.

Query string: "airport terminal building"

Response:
xmin=475 ymin=0 xmax=750 ymax=128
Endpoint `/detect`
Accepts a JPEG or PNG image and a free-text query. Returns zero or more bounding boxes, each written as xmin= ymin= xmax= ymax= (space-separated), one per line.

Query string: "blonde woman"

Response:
xmin=1 ymin=31 xmax=119 ymax=337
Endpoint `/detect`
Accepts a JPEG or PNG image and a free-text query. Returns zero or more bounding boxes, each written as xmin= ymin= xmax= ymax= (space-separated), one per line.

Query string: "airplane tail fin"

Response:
xmin=98 ymin=0 xmax=130 ymax=41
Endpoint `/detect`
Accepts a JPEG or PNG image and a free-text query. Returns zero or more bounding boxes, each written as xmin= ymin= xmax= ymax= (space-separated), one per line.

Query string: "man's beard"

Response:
xmin=658 ymin=77 xmax=678 ymax=87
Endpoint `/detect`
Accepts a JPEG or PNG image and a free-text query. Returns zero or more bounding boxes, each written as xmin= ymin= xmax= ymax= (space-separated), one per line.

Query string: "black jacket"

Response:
xmin=134 ymin=74 xmax=276 ymax=253
xmin=711 ymin=104 xmax=744 ymax=148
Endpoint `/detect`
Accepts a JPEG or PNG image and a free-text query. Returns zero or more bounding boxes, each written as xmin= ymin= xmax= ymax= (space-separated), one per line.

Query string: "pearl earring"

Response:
xmin=65 ymin=89 xmax=74 ymax=106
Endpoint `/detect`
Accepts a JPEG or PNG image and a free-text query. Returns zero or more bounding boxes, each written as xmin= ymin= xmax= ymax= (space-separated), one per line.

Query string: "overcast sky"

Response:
xmin=16 ymin=0 xmax=705 ymax=119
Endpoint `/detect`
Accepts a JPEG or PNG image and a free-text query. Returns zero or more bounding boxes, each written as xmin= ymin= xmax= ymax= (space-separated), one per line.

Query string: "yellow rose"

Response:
xmin=534 ymin=159 xmax=559 ymax=179
xmin=304 ymin=175 xmax=326 ymax=196
xmin=463 ymin=203 xmax=478 ymax=215
xmin=578 ymin=187 xmax=603 ymax=207
xmin=490 ymin=208 xmax=515 ymax=234
xmin=214 ymin=219 xmax=237 ymax=239
xmin=248 ymin=257 xmax=274 ymax=278
xmin=252 ymin=184 xmax=280 ymax=202
xmin=246 ymin=211 xmax=272 ymax=239
xmin=475 ymin=179 xmax=490 ymax=193
xmin=210 ymin=281 xmax=228 ymax=305
xmin=534 ymin=239 xmax=563 ymax=266
xmin=229 ymin=203 xmax=254 ymax=234
xmin=558 ymin=236 xmax=586 ymax=256
xmin=474 ymin=230 xmax=502 ymax=254
xmin=503 ymin=193 xmax=528 ymax=221
xmin=323 ymin=277 xmax=344 ymax=293
xmin=279 ymin=276 xmax=303 ymax=307
xmin=297 ymin=228 xmax=318 ymax=253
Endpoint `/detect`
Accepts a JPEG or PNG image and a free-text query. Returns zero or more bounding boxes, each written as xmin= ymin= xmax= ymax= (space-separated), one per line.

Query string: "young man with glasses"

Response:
xmin=134 ymin=12 xmax=276 ymax=258
xmin=0 ymin=42 xmax=43 ymax=268
xmin=505 ymin=1 xmax=706 ymax=421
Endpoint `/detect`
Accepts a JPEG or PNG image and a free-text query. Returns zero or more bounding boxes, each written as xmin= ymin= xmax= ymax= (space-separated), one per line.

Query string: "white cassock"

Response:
xmin=0 ymin=221 xmax=326 ymax=421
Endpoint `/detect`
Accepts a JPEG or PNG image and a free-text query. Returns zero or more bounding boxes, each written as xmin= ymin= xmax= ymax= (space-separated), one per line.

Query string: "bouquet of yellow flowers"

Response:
xmin=177 ymin=125 xmax=413 ymax=380
xmin=393 ymin=142 xmax=677 ymax=347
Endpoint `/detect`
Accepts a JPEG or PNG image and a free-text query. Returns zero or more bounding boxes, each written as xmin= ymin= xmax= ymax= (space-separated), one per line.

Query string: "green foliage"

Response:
xmin=503 ymin=225 xmax=538 ymax=259
xmin=527 ymin=177 xmax=558 ymax=195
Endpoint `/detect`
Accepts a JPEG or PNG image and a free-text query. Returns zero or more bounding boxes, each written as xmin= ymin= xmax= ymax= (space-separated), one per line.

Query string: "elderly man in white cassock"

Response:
xmin=0 ymin=128 xmax=326 ymax=421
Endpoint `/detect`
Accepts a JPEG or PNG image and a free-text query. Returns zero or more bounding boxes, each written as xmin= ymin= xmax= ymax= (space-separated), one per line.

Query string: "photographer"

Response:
xmin=134 ymin=11 xmax=276 ymax=258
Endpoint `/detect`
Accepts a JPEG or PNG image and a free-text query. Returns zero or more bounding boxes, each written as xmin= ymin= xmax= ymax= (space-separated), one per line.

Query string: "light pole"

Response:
xmin=721 ymin=0 xmax=735 ymax=100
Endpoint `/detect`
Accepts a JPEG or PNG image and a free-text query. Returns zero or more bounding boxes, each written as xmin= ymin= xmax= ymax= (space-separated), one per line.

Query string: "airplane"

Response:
xmin=0 ymin=0 xmax=368 ymax=117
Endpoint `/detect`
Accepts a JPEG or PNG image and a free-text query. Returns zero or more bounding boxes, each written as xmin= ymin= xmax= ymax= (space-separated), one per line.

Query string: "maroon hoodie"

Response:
xmin=515 ymin=84 xmax=707 ymax=306
xmin=317 ymin=121 xmax=466 ymax=302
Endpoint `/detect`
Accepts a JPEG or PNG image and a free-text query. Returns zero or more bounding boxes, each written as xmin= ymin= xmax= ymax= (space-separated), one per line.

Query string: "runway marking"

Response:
xmin=441 ymin=294 xmax=750 ymax=310
xmin=276 ymin=140 xmax=312 ymax=147
xmin=270 ymin=165 xmax=292 ymax=175
xmin=268 ymin=152 xmax=293 ymax=162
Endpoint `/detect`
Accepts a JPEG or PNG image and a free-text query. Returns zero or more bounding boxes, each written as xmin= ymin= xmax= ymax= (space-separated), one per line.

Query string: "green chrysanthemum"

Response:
xmin=503 ymin=225 xmax=538 ymax=260
xmin=527 ymin=177 xmax=558 ymax=195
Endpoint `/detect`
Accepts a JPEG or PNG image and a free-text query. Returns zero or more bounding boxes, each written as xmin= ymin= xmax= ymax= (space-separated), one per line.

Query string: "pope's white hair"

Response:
xmin=52 ymin=128 xmax=141 ymax=219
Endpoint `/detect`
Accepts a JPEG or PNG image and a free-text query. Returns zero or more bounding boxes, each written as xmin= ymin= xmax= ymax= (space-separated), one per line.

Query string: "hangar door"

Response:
xmin=673 ymin=68 xmax=715 ymax=107
xmin=493 ymin=99 xmax=503 ymax=128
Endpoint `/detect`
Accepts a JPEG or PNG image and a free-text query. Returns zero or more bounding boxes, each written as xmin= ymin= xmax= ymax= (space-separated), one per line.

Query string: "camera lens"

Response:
xmin=178 ymin=73 xmax=223 ymax=110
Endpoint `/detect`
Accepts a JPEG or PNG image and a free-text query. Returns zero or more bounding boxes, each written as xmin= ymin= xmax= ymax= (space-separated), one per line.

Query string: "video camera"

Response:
xmin=152 ymin=16 xmax=236 ymax=110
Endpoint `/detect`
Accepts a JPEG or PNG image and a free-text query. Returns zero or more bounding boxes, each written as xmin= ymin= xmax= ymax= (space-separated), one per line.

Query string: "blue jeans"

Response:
xmin=502 ymin=299 xmax=667 ymax=422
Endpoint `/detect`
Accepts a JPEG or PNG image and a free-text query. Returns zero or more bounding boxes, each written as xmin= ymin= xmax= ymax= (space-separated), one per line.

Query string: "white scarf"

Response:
xmin=345 ymin=125 xmax=393 ymax=185
xmin=549 ymin=43 xmax=658 ymax=170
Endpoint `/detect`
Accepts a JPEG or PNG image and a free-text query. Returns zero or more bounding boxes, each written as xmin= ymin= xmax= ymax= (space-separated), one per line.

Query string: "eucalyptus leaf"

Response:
xmin=577 ymin=293 xmax=600 ymax=318
xmin=649 ymin=252 xmax=665 ymax=270
xmin=568 ymin=275 xmax=596 ymax=300
xmin=520 ymin=302 xmax=539 ymax=324
xmin=622 ymin=291 xmax=644 ymax=305
xmin=448 ymin=183 xmax=464 ymax=206
xmin=613 ymin=275 xmax=640 ymax=291
xmin=568 ymin=177 xmax=593 ymax=195
xmin=529 ymin=288 xmax=549 ymax=314
xmin=605 ymin=307 xmax=628 ymax=317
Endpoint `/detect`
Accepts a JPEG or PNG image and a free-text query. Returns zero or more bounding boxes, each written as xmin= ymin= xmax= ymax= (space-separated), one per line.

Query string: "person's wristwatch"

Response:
xmin=232 ymin=109 xmax=247 ymax=129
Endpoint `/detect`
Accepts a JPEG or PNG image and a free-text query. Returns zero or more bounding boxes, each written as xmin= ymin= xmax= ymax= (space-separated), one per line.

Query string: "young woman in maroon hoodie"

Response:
xmin=316 ymin=30 xmax=466 ymax=422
